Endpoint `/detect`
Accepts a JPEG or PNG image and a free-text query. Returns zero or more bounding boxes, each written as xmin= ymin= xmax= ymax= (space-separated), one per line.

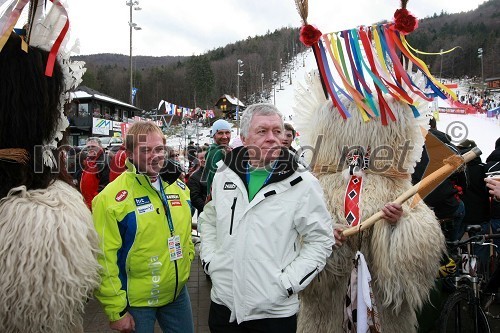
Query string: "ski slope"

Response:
xmin=274 ymin=50 xmax=499 ymax=160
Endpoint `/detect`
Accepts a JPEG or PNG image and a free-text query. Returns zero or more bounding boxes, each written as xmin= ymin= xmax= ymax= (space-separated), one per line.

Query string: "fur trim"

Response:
xmin=0 ymin=181 xmax=101 ymax=333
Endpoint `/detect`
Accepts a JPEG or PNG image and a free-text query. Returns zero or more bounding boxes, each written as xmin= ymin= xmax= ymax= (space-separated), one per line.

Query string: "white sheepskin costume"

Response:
xmin=294 ymin=71 xmax=445 ymax=333
xmin=0 ymin=180 xmax=101 ymax=333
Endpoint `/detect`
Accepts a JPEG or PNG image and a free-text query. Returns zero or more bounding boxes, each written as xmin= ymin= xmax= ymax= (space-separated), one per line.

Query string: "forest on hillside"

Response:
xmin=75 ymin=0 xmax=500 ymax=111
xmin=76 ymin=27 xmax=304 ymax=112
xmin=407 ymin=0 xmax=499 ymax=81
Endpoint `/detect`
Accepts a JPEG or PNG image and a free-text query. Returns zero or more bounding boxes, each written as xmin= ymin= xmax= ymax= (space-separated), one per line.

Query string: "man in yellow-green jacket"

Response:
xmin=92 ymin=122 xmax=194 ymax=333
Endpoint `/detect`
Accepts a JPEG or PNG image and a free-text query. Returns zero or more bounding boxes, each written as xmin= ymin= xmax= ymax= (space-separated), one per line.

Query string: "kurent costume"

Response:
xmin=0 ymin=1 xmax=100 ymax=332
xmin=0 ymin=181 xmax=101 ymax=333
xmin=291 ymin=1 xmax=452 ymax=331
xmin=294 ymin=72 xmax=446 ymax=333
xmin=92 ymin=160 xmax=195 ymax=321
xmin=200 ymin=147 xmax=334 ymax=324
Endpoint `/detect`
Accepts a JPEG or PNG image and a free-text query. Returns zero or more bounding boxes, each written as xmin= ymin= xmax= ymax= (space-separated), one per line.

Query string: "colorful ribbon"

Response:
xmin=309 ymin=19 xmax=456 ymax=124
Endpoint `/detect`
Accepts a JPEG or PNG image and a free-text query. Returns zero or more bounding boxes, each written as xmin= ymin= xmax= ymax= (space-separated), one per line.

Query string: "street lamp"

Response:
xmin=236 ymin=59 xmax=244 ymax=134
xmin=126 ymin=0 xmax=141 ymax=105
xmin=272 ymin=71 xmax=278 ymax=106
xmin=261 ymin=73 xmax=264 ymax=100
xmin=439 ymin=49 xmax=443 ymax=82
xmin=279 ymin=58 xmax=283 ymax=90
xmin=478 ymin=48 xmax=484 ymax=85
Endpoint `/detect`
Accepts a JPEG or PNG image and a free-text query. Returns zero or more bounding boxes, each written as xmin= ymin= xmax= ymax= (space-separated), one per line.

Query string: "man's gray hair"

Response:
xmin=240 ymin=103 xmax=284 ymax=138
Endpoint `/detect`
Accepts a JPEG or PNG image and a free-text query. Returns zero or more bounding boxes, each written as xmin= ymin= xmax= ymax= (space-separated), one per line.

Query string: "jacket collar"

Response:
xmin=125 ymin=158 xmax=182 ymax=185
xmin=223 ymin=146 xmax=299 ymax=190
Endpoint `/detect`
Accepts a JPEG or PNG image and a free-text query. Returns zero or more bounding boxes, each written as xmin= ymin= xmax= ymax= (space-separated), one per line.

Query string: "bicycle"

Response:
xmin=438 ymin=225 xmax=500 ymax=333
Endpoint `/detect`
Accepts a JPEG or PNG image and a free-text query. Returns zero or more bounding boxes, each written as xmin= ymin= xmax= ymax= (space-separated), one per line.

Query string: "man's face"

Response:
xmin=282 ymin=130 xmax=294 ymax=148
xmin=242 ymin=114 xmax=283 ymax=166
xmin=197 ymin=152 xmax=206 ymax=167
xmin=127 ymin=133 xmax=166 ymax=177
xmin=214 ymin=130 xmax=231 ymax=146
xmin=85 ymin=139 xmax=103 ymax=158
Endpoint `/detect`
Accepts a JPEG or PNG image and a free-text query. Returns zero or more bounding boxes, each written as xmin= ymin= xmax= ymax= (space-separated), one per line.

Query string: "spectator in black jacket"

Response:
xmin=412 ymin=117 xmax=466 ymax=243
xmin=485 ymin=137 xmax=500 ymax=253
xmin=187 ymin=141 xmax=197 ymax=167
xmin=187 ymin=150 xmax=207 ymax=216
xmin=456 ymin=139 xmax=491 ymax=266
xmin=457 ymin=139 xmax=490 ymax=225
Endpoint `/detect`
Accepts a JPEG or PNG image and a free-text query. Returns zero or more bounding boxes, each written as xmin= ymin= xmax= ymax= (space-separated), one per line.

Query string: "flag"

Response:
xmin=166 ymin=103 xmax=173 ymax=115
xmin=132 ymin=87 xmax=138 ymax=104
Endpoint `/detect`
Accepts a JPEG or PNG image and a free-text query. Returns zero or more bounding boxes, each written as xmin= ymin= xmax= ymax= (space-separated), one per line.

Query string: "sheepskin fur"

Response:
xmin=294 ymin=72 xmax=446 ymax=333
xmin=0 ymin=180 xmax=101 ymax=333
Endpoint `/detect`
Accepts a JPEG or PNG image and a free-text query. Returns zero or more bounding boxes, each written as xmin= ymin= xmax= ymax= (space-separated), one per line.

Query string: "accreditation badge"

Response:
xmin=168 ymin=235 xmax=183 ymax=261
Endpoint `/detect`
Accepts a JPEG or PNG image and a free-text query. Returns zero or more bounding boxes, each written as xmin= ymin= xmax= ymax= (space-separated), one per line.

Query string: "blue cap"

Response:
xmin=211 ymin=119 xmax=232 ymax=137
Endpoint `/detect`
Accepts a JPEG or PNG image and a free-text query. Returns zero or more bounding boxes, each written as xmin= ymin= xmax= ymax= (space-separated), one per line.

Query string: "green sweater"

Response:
xmin=203 ymin=143 xmax=225 ymax=195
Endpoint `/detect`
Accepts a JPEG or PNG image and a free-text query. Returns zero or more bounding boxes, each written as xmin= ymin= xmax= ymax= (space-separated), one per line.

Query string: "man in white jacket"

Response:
xmin=199 ymin=103 xmax=335 ymax=332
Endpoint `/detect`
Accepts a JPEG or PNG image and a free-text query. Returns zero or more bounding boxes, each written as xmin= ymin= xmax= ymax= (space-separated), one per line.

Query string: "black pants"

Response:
xmin=208 ymin=301 xmax=297 ymax=333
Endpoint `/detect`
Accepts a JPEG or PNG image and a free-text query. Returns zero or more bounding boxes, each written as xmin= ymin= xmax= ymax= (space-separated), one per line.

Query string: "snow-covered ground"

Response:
xmin=434 ymin=112 xmax=499 ymax=159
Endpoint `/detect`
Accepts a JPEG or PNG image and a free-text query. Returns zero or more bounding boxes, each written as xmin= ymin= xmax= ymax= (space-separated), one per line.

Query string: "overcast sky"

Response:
xmin=63 ymin=0 xmax=487 ymax=56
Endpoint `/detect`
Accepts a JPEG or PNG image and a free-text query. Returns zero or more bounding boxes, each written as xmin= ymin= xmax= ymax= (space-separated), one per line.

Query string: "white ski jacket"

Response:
xmin=199 ymin=147 xmax=334 ymax=324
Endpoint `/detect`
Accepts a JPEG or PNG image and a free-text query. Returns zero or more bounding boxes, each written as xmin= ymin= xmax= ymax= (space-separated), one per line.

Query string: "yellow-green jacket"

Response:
xmin=92 ymin=161 xmax=194 ymax=321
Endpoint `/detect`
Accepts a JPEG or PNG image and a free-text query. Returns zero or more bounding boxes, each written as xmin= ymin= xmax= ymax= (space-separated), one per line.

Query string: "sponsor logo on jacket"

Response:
xmin=115 ymin=190 xmax=128 ymax=202
xmin=176 ymin=180 xmax=186 ymax=190
xmin=135 ymin=196 xmax=154 ymax=214
xmin=135 ymin=196 xmax=151 ymax=206
xmin=167 ymin=194 xmax=182 ymax=206
xmin=223 ymin=182 xmax=236 ymax=190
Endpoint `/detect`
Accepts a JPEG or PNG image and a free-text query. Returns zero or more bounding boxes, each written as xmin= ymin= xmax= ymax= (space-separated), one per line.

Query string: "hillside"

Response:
xmin=75 ymin=0 xmax=500 ymax=111
xmin=73 ymin=53 xmax=186 ymax=70
xmin=407 ymin=0 xmax=499 ymax=80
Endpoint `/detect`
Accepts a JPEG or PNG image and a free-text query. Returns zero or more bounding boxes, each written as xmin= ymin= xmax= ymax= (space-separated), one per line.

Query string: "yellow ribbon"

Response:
xmin=403 ymin=39 xmax=462 ymax=55
xmin=400 ymin=35 xmax=457 ymax=100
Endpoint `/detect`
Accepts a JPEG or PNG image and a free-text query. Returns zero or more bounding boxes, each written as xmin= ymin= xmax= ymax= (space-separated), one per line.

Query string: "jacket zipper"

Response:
xmin=230 ymin=197 xmax=237 ymax=235
xmin=173 ymin=260 xmax=179 ymax=301
xmin=299 ymin=266 xmax=318 ymax=285
xmin=148 ymin=177 xmax=180 ymax=302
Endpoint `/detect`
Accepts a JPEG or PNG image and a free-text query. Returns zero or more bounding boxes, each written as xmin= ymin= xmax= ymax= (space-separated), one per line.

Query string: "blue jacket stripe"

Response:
xmin=117 ymin=211 xmax=137 ymax=293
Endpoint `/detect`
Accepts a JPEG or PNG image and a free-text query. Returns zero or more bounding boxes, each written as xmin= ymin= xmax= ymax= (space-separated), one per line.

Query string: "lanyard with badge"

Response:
xmin=158 ymin=178 xmax=183 ymax=261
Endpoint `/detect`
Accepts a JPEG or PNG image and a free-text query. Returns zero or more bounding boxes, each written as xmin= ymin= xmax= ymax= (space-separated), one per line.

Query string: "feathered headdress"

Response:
xmin=294 ymin=0 xmax=455 ymax=125
xmin=0 ymin=0 xmax=85 ymax=167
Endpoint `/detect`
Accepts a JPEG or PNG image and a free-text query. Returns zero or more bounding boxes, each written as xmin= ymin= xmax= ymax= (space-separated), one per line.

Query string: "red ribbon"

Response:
xmin=358 ymin=27 xmax=396 ymax=124
xmin=45 ymin=0 xmax=69 ymax=77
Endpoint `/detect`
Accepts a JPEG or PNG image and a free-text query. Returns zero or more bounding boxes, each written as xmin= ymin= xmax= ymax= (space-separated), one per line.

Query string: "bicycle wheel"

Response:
xmin=439 ymin=288 xmax=491 ymax=333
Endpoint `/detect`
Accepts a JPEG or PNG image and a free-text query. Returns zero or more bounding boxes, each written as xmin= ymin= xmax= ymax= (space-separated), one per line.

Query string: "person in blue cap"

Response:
xmin=202 ymin=119 xmax=232 ymax=195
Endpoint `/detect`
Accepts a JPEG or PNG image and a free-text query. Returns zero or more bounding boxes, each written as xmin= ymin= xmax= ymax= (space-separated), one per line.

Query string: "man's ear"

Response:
xmin=240 ymin=134 xmax=246 ymax=146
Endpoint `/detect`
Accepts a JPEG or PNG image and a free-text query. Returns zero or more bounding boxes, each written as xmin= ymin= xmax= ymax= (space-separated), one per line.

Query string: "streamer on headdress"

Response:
xmin=295 ymin=0 xmax=457 ymax=125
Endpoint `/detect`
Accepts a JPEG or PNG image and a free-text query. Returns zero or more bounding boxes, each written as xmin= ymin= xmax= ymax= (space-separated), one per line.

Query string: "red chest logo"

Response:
xmin=115 ymin=190 xmax=128 ymax=202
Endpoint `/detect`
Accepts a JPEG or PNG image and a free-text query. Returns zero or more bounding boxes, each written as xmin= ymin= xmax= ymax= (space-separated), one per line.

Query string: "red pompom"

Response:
xmin=393 ymin=8 xmax=418 ymax=35
xmin=299 ymin=24 xmax=322 ymax=47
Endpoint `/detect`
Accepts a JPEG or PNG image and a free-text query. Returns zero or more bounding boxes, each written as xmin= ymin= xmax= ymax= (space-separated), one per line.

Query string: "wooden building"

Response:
xmin=214 ymin=94 xmax=245 ymax=120
xmin=66 ymin=86 xmax=143 ymax=146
